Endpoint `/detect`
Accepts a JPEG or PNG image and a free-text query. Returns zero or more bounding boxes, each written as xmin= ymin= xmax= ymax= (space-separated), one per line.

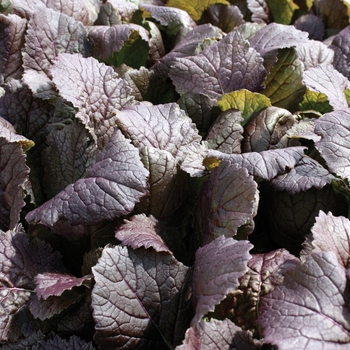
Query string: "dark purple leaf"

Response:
xmin=302 ymin=211 xmax=350 ymax=268
xmin=259 ymin=251 xmax=350 ymax=349
xmin=88 ymin=23 xmax=150 ymax=66
xmin=191 ymin=236 xmax=252 ymax=325
xmin=176 ymin=319 xmax=261 ymax=350
xmin=270 ymin=156 xmax=336 ymax=194
xmin=136 ymin=147 xmax=189 ymax=219
xmin=42 ymin=120 xmax=98 ymax=199
xmin=50 ymin=53 xmax=135 ymax=149
xmin=22 ymin=6 xmax=90 ymax=98
xmin=11 ymin=0 xmax=97 ymax=26
xmin=230 ymin=249 xmax=299 ymax=333
xmin=208 ymin=146 xmax=305 ymax=180
xmin=152 ymin=24 xmax=223 ymax=79
xmin=169 ymin=30 xmax=266 ymax=99
xmin=259 ymin=184 xmax=348 ymax=255
xmin=294 ymin=14 xmax=324 ymax=41
xmin=29 ymin=290 xmax=83 ymax=321
xmin=197 ymin=161 xmax=259 ymax=244
xmin=25 ymin=129 xmax=149 ymax=228
xmin=0 ymin=13 xmax=26 ymax=82
xmin=314 ymin=110 xmax=350 ymax=180
xmin=94 ymin=1 xmax=119 ymax=26
xmin=331 ymin=25 xmax=350 ymax=80
xmin=206 ymin=109 xmax=243 ymax=154
xmin=91 ymin=245 xmax=193 ymax=349
xmin=1 ymin=331 xmax=45 ymax=349
xmin=303 ymin=64 xmax=349 ymax=110
xmin=35 ymin=273 xmax=92 ymax=300
xmin=178 ymin=92 xmax=220 ymax=135
xmin=242 ymin=106 xmax=298 ymax=152
xmin=247 ymin=0 xmax=269 ymax=23
xmin=115 ymin=214 xmax=171 ymax=253
xmin=32 ymin=334 xmax=95 ymax=350
xmin=202 ymin=4 xmax=245 ymax=33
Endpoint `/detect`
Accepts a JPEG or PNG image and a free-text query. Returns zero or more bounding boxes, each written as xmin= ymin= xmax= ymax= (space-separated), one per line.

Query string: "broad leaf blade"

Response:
xmin=25 ymin=129 xmax=149 ymax=228
xmin=91 ymin=245 xmax=193 ymax=349
xmin=50 ymin=53 xmax=135 ymax=148
xmin=197 ymin=161 xmax=259 ymax=244
xmin=169 ymin=30 xmax=266 ymax=99
xmin=191 ymin=236 xmax=252 ymax=325
xmin=259 ymin=251 xmax=350 ymax=349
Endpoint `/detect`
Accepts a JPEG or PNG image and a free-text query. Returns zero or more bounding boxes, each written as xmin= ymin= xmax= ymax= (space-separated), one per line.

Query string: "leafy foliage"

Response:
xmin=1 ymin=0 xmax=350 ymax=349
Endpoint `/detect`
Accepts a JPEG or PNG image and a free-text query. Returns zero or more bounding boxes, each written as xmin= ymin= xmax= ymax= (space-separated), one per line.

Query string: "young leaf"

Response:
xmin=169 ymin=30 xmax=266 ymax=99
xmin=266 ymin=0 xmax=299 ymax=24
xmin=247 ymin=0 xmax=269 ymax=23
xmin=259 ymin=251 xmax=350 ymax=349
xmin=25 ymin=129 xmax=149 ymax=228
xmin=191 ymin=236 xmax=252 ymax=325
xmin=331 ymin=25 xmax=350 ymax=80
xmin=197 ymin=161 xmax=259 ymax=244
xmin=91 ymin=245 xmax=193 ymax=349
xmin=50 ymin=53 xmax=135 ymax=148
xmin=218 ymin=89 xmax=272 ymax=126
xmin=115 ymin=214 xmax=171 ymax=253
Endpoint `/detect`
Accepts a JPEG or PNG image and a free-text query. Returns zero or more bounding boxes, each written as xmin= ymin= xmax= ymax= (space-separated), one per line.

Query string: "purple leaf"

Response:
xmin=331 ymin=25 xmax=350 ymax=80
xmin=259 ymin=251 xmax=350 ymax=349
xmin=42 ymin=119 xmax=98 ymax=199
xmin=94 ymin=1 xmax=119 ymax=26
xmin=191 ymin=236 xmax=252 ymax=325
xmin=270 ymin=156 xmax=336 ymax=194
xmin=29 ymin=290 xmax=83 ymax=321
xmin=208 ymin=146 xmax=305 ymax=180
xmin=314 ymin=109 xmax=350 ymax=180
xmin=0 ymin=13 xmax=26 ymax=82
xmin=249 ymin=22 xmax=309 ymax=57
xmin=176 ymin=319 xmax=261 ymax=350
xmin=169 ymin=30 xmax=266 ymax=99
xmin=137 ymin=147 xmax=188 ymax=219
xmin=25 ymin=129 xmax=149 ymax=228
xmin=11 ymin=0 xmax=97 ymax=26
xmin=116 ymin=102 xmax=206 ymax=175
xmin=35 ymin=273 xmax=92 ymax=300
xmin=91 ymin=245 xmax=192 ymax=349
xmin=302 ymin=211 xmax=350 ymax=268
xmin=50 ymin=53 xmax=135 ymax=148
xmin=303 ymin=64 xmax=349 ymax=110
xmin=197 ymin=161 xmax=259 ymax=244
xmin=242 ymin=106 xmax=298 ymax=152
xmin=115 ymin=214 xmax=171 ymax=253
xmin=22 ymin=6 xmax=90 ymax=98
xmin=247 ymin=0 xmax=269 ymax=23
xmin=152 ymin=24 xmax=223 ymax=79
xmin=231 ymin=249 xmax=298 ymax=333
xmin=88 ymin=23 xmax=149 ymax=61
xmin=32 ymin=334 xmax=95 ymax=350
xmin=206 ymin=109 xmax=244 ymax=154
xmin=293 ymin=14 xmax=324 ymax=41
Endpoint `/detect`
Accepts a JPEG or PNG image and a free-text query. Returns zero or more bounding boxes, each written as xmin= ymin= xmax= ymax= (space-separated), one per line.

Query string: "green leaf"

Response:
xmin=299 ymin=88 xmax=333 ymax=114
xmin=262 ymin=48 xmax=306 ymax=112
xmin=266 ymin=0 xmax=299 ymax=24
xmin=167 ymin=0 xmax=229 ymax=21
xmin=218 ymin=89 xmax=271 ymax=126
